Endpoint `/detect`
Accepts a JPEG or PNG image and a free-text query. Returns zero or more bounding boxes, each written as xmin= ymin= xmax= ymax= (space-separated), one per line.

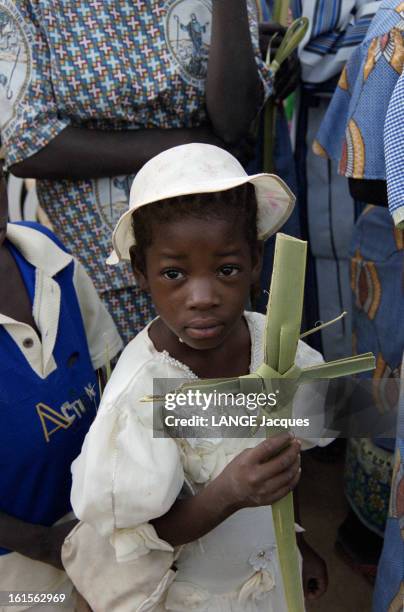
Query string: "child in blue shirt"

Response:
xmin=0 ymin=162 xmax=122 ymax=610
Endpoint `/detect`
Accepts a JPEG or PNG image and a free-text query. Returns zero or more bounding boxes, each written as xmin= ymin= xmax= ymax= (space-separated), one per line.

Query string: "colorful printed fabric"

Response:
xmin=101 ymin=285 xmax=156 ymax=346
xmin=345 ymin=438 xmax=394 ymax=536
xmin=345 ymin=205 xmax=404 ymax=535
xmin=291 ymin=2 xmax=380 ymax=359
xmin=0 ymin=0 xmax=272 ymax=303
xmin=314 ymin=1 xmax=404 ymax=193
xmin=373 ymin=437 xmax=404 ymax=611
xmin=292 ymin=0 xmax=383 ymax=84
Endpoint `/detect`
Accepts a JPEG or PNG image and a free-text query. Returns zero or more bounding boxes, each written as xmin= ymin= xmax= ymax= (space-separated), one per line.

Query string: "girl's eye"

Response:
xmin=162 ymin=269 xmax=185 ymax=280
xmin=218 ymin=265 xmax=240 ymax=277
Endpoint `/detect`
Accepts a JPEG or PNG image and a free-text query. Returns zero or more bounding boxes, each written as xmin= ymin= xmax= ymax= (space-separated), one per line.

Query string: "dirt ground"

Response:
xmin=300 ymin=450 xmax=374 ymax=612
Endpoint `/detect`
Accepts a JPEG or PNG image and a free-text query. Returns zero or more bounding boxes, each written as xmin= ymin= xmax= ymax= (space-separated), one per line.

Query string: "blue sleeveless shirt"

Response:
xmin=0 ymin=223 xmax=99 ymax=555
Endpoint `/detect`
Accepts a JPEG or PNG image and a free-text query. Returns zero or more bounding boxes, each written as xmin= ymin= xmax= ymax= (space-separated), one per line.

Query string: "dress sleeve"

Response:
xmin=296 ymin=0 xmax=381 ymax=84
xmin=0 ymin=0 xmax=69 ymax=168
xmin=62 ymin=521 xmax=178 ymax=612
xmin=70 ymin=385 xmax=184 ymax=563
xmin=72 ymin=260 xmax=123 ymax=369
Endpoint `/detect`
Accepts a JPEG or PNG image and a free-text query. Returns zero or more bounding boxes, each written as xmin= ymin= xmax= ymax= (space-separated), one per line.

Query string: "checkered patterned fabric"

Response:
xmin=0 ymin=0 xmax=272 ymax=303
xmin=384 ymin=68 xmax=404 ymax=226
xmin=101 ymin=286 xmax=156 ymax=346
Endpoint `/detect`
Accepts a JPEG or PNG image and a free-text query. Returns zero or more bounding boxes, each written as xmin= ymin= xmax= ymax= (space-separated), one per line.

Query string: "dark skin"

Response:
xmin=10 ymin=126 xmax=253 ymax=182
xmin=0 ymin=170 xmax=77 ymax=569
xmin=10 ymin=0 xmax=262 ymax=181
xmin=0 ymin=176 xmax=37 ymax=331
xmin=206 ymin=0 xmax=262 ymax=143
xmin=130 ymin=214 xmax=327 ymax=599
xmin=293 ymin=488 xmax=329 ymax=599
xmin=135 ymin=217 xmax=259 ymax=378
xmin=299 ymin=537 xmax=328 ymax=600
xmin=0 ymin=513 xmax=77 ymax=571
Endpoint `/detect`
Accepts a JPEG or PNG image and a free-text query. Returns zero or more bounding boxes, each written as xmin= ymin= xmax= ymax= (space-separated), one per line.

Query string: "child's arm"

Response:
xmin=206 ymin=0 xmax=263 ymax=143
xmin=10 ymin=125 xmax=230 ymax=181
xmin=0 ymin=512 xmax=77 ymax=569
xmin=152 ymin=433 xmax=301 ymax=547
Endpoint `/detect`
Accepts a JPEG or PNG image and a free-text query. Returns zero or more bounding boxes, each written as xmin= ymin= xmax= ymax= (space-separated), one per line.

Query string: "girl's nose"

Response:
xmin=185 ymin=278 xmax=220 ymax=310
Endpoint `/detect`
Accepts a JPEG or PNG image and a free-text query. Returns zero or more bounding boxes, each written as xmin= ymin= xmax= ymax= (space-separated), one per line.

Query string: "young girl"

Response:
xmin=63 ymin=144 xmax=327 ymax=611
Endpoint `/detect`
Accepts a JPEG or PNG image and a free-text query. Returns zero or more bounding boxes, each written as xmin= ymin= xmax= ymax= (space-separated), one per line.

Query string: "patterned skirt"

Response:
xmin=346 ymin=205 xmax=404 ymax=535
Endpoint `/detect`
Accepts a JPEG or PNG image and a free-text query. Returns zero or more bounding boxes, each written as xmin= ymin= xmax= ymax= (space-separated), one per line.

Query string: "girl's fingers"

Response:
xmin=256 ymin=440 xmax=301 ymax=481
xmin=249 ymin=433 xmax=295 ymax=464
xmin=265 ymin=467 xmax=302 ymax=504
xmin=262 ymin=455 xmax=301 ymax=491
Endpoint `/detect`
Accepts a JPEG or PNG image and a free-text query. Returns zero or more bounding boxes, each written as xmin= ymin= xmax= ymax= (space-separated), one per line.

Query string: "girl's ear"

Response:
xmin=251 ymin=241 xmax=264 ymax=285
xmin=129 ymin=245 xmax=149 ymax=291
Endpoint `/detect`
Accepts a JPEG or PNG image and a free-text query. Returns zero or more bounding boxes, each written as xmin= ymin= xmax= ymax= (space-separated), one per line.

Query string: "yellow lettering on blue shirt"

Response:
xmin=35 ymin=382 xmax=95 ymax=442
xmin=36 ymin=403 xmax=73 ymax=443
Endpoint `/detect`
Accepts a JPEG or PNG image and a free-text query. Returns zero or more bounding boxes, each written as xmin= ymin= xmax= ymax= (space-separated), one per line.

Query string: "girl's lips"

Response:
xmin=185 ymin=324 xmax=224 ymax=339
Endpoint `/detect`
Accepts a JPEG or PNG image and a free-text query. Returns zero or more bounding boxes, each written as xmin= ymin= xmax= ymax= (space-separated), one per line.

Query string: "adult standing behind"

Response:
xmin=293 ymin=0 xmax=382 ymax=360
xmin=0 ymin=0 xmax=272 ymax=343
xmin=314 ymin=0 xmax=404 ymax=584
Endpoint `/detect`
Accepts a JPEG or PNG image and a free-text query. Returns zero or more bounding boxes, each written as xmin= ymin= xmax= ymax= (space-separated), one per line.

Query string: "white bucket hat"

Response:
xmin=107 ymin=143 xmax=295 ymax=264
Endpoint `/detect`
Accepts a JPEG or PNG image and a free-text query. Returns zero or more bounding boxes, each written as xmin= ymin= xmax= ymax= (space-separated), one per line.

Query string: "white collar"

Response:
xmin=6 ymin=223 xmax=73 ymax=277
xmin=143 ymin=311 xmax=264 ymax=374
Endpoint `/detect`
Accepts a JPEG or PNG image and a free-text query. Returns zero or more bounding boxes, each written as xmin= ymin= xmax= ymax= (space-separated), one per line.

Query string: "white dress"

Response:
xmin=64 ymin=312 xmax=327 ymax=612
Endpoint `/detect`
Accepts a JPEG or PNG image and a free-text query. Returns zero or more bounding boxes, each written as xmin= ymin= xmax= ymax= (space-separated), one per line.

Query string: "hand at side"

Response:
xmin=0 ymin=512 xmax=77 ymax=570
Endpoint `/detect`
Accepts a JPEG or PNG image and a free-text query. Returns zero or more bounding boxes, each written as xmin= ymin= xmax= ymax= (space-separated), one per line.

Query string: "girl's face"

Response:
xmin=132 ymin=215 xmax=261 ymax=351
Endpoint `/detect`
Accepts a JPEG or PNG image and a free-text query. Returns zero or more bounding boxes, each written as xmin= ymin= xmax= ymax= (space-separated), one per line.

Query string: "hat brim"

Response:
xmin=107 ymin=173 xmax=295 ymax=265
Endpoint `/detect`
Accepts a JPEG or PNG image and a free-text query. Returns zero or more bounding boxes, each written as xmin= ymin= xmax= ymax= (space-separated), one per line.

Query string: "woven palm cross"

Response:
xmin=174 ymin=234 xmax=375 ymax=611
